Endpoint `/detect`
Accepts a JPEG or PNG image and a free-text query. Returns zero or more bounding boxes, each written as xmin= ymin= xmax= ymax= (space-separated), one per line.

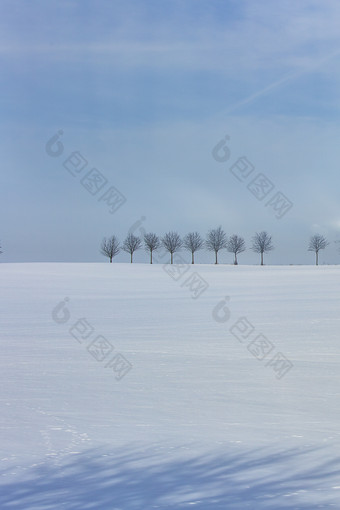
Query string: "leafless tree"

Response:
xmin=100 ymin=236 xmax=120 ymax=263
xmin=251 ymin=231 xmax=274 ymax=265
xmin=123 ymin=233 xmax=142 ymax=263
xmin=205 ymin=226 xmax=228 ymax=264
xmin=227 ymin=234 xmax=246 ymax=265
xmin=308 ymin=234 xmax=329 ymax=265
xmin=161 ymin=231 xmax=182 ymax=264
xmin=183 ymin=232 xmax=204 ymax=264
xmin=144 ymin=233 xmax=161 ymax=264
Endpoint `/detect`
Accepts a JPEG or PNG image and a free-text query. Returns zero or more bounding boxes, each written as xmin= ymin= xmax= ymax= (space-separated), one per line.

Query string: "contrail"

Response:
xmin=214 ymin=47 xmax=340 ymax=118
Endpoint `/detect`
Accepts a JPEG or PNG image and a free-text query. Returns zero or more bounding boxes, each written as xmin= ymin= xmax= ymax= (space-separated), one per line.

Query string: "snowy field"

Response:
xmin=1 ymin=262 xmax=340 ymax=509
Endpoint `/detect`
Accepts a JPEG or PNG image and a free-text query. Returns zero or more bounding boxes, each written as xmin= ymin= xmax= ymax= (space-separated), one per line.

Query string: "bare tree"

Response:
xmin=100 ymin=236 xmax=120 ymax=263
xmin=183 ymin=232 xmax=204 ymax=264
xmin=161 ymin=231 xmax=182 ymax=264
xmin=123 ymin=233 xmax=142 ymax=263
xmin=144 ymin=232 xmax=161 ymax=264
xmin=205 ymin=226 xmax=228 ymax=264
xmin=251 ymin=231 xmax=274 ymax=265
xmin=308 ymin=234 xmax=329 ymax=265
xmin=227 ymin=234 xmax=246 ymax=265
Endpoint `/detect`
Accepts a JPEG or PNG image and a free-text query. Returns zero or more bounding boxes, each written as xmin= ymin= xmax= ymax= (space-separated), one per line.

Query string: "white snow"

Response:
xmin=0 ymin=262 xmax=340 ymax=509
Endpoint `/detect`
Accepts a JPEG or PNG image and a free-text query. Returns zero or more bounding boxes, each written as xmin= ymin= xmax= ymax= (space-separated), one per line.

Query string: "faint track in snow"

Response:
xmin=24 ymin=404 xmax=92 ymax=467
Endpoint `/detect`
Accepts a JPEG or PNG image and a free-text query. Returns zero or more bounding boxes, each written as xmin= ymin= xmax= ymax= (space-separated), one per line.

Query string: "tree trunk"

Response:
xmin=192 ymin=252 xmax=194 ymax=264
xmin=215 ymin=251 xmax=218 ymax=264
xmin=130 ymin=252 xmax=133 ymax=263
xmin=234 ymin=253 xmax=238 ymax=265
xmin=110 ymin=256 xmax=112 ymax=263
xmin=171 ymin=252 xmax=173 ymax=264
xmin=261 ymin=252 xmax=264 ymax=265
xmin=150 ymin=251 xmax=153 ymax=264
xmin=316 ymin=251 xmax=319 ymax=266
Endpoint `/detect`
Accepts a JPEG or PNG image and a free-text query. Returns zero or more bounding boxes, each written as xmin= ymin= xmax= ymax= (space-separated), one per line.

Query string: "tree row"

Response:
xmin=100 ymin=229 xmax=330 ymax=266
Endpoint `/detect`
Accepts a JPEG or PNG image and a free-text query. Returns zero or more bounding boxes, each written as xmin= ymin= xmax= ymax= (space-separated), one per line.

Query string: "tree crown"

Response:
xmin=123 ymin=233 xmax=142 ymax=254
xmin=251 ymin=231 xmax=274 ymax=254
xmin=144 ymin=233 xmax=161 ymax=252
xmin=205 ymin=226 xmax=228 ymax=252
xmin=308 ymin=234 xmax=329 ymax=252
xmin=161 ymin=231 xmax=182 ymax=253
xmin=227 ymin=234 xmax=246 ymax=254
xmin=100 ymin=236 xmax=120 ymax=258
xmin=183 ymin=232 xmax=204 ymax=253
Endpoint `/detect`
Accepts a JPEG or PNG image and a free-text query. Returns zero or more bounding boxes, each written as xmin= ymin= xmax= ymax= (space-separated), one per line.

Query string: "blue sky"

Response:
xmin=1 ymin=0 xmax=340 ymax=264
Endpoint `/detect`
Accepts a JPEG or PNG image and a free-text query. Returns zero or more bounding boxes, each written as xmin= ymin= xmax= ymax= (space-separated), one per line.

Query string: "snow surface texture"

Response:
xmin=0 ymin=263 xmax=340 ymax=509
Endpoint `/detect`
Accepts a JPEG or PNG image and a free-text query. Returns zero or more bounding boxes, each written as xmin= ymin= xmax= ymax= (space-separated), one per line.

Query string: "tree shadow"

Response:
xmin=1 ymin=443 xmax=340 ymax=509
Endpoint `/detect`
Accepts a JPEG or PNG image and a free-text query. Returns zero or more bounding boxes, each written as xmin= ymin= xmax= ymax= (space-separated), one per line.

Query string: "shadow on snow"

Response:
xmin=1 ymin=443 xmax=340 ymax=509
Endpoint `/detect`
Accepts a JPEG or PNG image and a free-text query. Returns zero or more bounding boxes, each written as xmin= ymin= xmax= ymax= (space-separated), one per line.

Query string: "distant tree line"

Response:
xmin=100 ymin=230 xmax=331 ymax=266
xmin=0 ymin=235 xmax=331 ymax=265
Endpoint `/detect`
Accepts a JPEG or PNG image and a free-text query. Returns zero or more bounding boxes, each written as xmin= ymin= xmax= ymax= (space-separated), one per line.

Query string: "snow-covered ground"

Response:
xmin=1 ymin=262 xmax=340 ymax=509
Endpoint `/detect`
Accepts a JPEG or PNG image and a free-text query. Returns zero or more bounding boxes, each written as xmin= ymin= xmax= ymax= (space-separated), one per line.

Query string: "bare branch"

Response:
xmin=183 ymin=232 xmax=204 ymax=264
xmin=205 ymin=226 xmax=227 ymax=264
xmin=251 ymin=231 xmax=274 ymax=265
xmin=308 ymin=234 xmax=329 ymax=265
xmin=144 ymin=233 xmax=161 ymax=264
xmin=227 ymin=234 xmax=246 ymax=265
xmin=100 ymin=236 xmax=120 ymax=263
xmin=123 ymin=233 xmax=142 ymax=263
xmin=161 ymin=231 xmax=182 ymax=264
